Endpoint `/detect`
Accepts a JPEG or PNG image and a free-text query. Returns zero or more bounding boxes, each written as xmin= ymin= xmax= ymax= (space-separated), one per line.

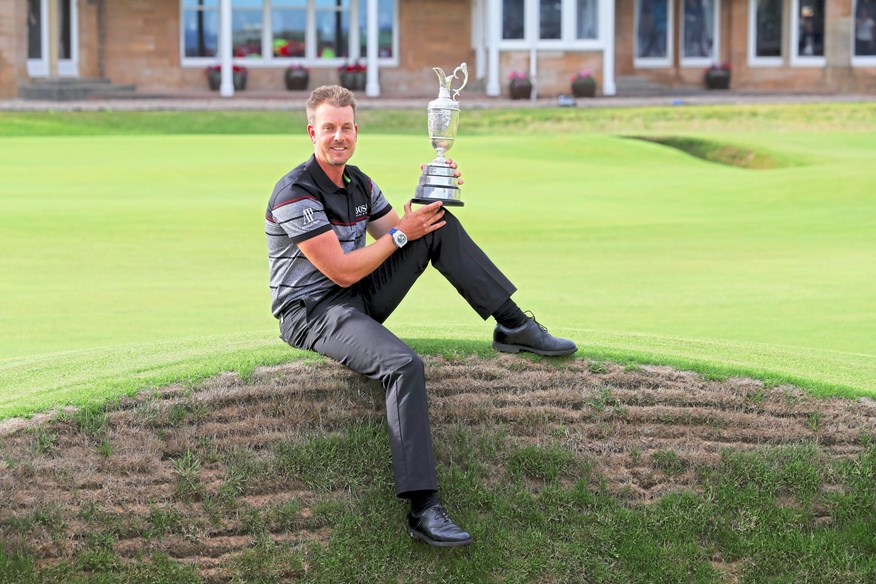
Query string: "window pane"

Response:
xmin=503 ymin=0 xmax=524 ymax=39
xmin=797 ymin=0 xmax=824 ymax=57
xmin=316 ymin=0 xmax=349 ymax=8
xmin=183 ymin=8 xmax=219 ymax=57
xmin=637 ymin=0 xmax=669 ymax=58
xmin=540 ymin=0 xmax=562 ymax=39
xmin=28 ymin=0 xmax=41 ymax=59
xmin=316 ymin=9 xmax=349 ymax=58
xmin=855 ymin=0 xmax=876 ymax=56
xmin=683 ymin=0 xmax=715 ymax=58
xmin=359 ymin=0 xmax=395 ymax=58
xmin=756 ymin=0 xmax=783 ymax=57
xmin=232 ymin=8 xmax=263 ymax=57
xmin=577 ymin=0 xmax=599 ymax=39
xmin=273 ymin=8 xmax=306 ymax=56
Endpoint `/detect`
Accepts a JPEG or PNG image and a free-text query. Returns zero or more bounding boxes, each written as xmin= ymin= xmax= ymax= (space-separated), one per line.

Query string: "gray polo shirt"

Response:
xmin=265 ymin=155 xmax=392 ymax=318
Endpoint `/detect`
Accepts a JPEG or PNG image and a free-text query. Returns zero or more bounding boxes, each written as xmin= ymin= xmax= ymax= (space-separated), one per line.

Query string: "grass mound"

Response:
xmin=624 ymin=135 xmax=798 ymax=169
xmin=2 ymin=356 xmax=875 ymax=583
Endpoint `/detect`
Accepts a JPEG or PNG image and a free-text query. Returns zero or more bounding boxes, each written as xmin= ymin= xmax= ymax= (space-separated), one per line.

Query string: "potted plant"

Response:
xmin=338 ymin=62 xmax=366 ymax=91
xmin=704 ymin=63 xmax=731 ymax=90
xmin=284 ymin=64 xmax=309 ymax=90
xmin=206 ymin=65 xmax=248 ymax=91
xmin=570 ymin=69 xmax=597 ymax=98
xmin=507 ymin=71 xmax=532 ymax=100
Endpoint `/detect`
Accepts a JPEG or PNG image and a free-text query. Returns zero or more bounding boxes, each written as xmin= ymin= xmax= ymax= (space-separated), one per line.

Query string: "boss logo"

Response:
xmin=355 ymin=204 xmax=368 ymax=217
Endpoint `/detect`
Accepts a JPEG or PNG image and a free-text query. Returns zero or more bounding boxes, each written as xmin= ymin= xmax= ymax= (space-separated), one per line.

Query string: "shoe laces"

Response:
xmin=431 ymin=504 xmax=452 ymax=523
xmin=525 ymin=310 xmax=548 ymax=332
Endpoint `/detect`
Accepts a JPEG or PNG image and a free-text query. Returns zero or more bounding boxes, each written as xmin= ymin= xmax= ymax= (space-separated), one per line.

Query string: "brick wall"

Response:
xmin=0 ymin=0 xmax=26 ymax=98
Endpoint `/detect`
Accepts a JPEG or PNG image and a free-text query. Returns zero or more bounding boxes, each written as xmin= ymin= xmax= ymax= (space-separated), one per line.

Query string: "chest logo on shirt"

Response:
xmin=301 ymin=208 xmax=315 ymax=226
xmin=355 ymin=204 xmax=368 ymax=217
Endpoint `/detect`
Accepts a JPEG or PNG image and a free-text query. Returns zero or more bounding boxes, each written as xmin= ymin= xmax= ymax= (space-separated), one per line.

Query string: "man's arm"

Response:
xmin=298 ymin=199 xmax=445 ymax=288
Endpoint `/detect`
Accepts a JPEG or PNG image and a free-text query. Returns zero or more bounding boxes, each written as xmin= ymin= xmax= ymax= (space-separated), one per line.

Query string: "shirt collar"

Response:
xmin=306 ymin=155 xmax=350 ymax=193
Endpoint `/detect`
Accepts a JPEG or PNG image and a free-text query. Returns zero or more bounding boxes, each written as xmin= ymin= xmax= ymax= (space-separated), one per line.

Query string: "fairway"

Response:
xmin=1 ymin=105 xmax=875 ymax=418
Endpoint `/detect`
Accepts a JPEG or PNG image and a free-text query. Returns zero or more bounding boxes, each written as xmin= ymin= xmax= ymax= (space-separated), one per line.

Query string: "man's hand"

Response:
xmin=419 ymin=157 xmax=464 ymax=186
xmin=396 ymin=199 xmax=446 ymax=240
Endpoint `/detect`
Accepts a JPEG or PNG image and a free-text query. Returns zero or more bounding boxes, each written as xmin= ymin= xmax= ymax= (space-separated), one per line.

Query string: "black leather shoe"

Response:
xmin=493 ymin=314 xmax=577 ymax=356
xmin=407 ymin=503 xmax=473 ymax=547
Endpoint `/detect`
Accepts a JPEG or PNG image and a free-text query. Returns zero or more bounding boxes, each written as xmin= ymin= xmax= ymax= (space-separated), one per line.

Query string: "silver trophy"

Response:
xmin=413 ymin=63 xmax=468 ymax=206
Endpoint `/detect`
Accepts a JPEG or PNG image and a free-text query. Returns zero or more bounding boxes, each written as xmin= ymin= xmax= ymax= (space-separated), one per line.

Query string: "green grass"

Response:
xmin=1 ymin=103 xmax=875 ymax=418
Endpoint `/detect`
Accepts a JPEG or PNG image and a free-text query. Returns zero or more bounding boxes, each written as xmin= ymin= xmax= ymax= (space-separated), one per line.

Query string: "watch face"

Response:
xmin=394 ymin=231 xmax=408 ymax=247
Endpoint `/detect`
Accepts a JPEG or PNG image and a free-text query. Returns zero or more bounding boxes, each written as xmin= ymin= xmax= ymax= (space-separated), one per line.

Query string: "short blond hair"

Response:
xmin=306 ymin=85 xmax=358 ymax=125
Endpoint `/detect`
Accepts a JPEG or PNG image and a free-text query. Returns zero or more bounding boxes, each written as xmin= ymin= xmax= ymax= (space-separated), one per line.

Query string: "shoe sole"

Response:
xmin=493 ymin=342 xmax=577 ymax=357
xmin=407 ymin=527 xmax=473 ymax=547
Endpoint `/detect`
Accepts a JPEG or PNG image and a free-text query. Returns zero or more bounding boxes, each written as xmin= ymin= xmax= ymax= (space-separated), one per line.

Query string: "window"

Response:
xmin=501 ymin=0 xmax=600 ymax=45
xmin=540 ymin=0 xmax=562 ymax=39
xmin=636 ymin=0 xmax=671 ymax=62
xmin=792 ymin=0 xmax=824 ymax=61
xmin=183 ymin=0 xmax=219 ymax=58
xmin=181 ymin=0 xmax=396 ymax=65
xmin=753 ymin=0 xmax=783 ymax=60
xmin=233 ymin=0 xmax=264 ymax=57
xmin=682 ymin=0 xmax=717 ymax=61
xmin=576 ymin=0 xmax=598 ymax=39
xmin=358 ymin=0 xmax=395 ymax=58
xmin=854 ymin=0 xmax=876 ymax=57
xmin=273 ymin=0 xmax=306 ymax=57
xmin=503 ymin=0 xmax=525 ymax=40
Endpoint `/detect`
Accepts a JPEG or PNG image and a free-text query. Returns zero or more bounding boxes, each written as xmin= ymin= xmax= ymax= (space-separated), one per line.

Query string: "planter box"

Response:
xmin=704 ymin=71 xmax=730 ymax=90
xmin=339 ymin=71 xmax=366 ymax=91
xmin=571 ymin=79 xmax=596 ymax=98
xmin=207 ymin=71 xmax=247 ymax=91
xmin=285 ymin=70 xmax=309 ymax=91
xmin=509 ymin=82 xmax=532 ymax=100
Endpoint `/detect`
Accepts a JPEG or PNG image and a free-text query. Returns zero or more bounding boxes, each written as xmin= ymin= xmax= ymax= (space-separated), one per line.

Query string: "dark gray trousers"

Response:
xmin=279 ymin=211 xmax=516 ymax=496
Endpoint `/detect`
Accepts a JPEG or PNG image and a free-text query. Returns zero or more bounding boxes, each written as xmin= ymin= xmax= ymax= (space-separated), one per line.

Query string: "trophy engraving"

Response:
xmin=413 ymin=63 xmax=468 ymax=206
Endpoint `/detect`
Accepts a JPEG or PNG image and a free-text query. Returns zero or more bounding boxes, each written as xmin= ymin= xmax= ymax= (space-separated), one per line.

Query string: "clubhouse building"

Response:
xmin=1 ymin=0 xmax=874 ymax=99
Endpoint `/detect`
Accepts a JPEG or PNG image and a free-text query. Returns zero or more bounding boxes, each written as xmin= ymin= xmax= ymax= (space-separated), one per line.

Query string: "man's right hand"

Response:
xmin=397 ymin=199 xmax=446 ymax=241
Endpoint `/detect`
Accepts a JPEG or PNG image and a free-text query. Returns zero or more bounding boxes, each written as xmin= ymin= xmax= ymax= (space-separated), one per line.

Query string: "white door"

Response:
xmin=27 ymin=0 xmax=79 ymax=78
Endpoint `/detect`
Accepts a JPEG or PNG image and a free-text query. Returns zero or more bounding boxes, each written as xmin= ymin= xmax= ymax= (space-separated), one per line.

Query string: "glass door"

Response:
xmin=26 ymin=0 xmax=79 ymax=78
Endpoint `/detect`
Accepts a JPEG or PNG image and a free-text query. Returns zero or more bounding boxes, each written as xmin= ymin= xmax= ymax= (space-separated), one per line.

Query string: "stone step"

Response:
xmin=18 ymin=78 xmax=138 ymax=101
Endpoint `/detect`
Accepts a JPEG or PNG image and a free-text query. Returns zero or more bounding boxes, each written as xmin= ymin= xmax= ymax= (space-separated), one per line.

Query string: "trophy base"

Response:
xmin=414 ymin=165 xmax=464 ymax=206
xmin=412 ymin=197 xmax=464 ymax=207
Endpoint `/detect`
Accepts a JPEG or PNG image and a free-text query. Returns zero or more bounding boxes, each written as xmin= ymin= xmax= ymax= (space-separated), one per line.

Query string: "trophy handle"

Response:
xmin=450 ymin=63 xmax=468 ymax=101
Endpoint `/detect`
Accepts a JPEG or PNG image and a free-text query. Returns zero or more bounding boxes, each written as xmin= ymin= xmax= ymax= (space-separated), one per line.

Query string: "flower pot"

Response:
xmin=284 ymin=69 xmax=309 ymax=90
xmin=207 ymin=71 xmax=247 ymax=91
xmin=509 ymin=82 xmax=532 ymax=100
xmin=704 ymin=70 xmax=730 ymax=90
xmin=571 ymin=79 xmax=596 ymax=98
xmin=339 ymin=71 xmax=366 ymax=91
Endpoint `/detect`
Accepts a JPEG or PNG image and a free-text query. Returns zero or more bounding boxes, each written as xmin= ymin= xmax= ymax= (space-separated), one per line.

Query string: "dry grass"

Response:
xmin=1 ymin=355 xmax=875 ymax=582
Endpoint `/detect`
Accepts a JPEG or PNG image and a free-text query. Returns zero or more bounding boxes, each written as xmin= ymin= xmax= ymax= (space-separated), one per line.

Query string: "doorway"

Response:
xmin=27 ymin=0 xmax=79 ymax=78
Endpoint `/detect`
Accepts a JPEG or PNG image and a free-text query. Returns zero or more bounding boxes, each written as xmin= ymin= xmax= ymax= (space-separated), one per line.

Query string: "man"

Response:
xmin=265 ymin=85 xmax=576 ymax=547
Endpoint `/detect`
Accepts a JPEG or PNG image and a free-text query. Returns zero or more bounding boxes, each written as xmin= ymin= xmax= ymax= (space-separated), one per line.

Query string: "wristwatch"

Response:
xmin=389 ymin=228 xmax=408 ymax=249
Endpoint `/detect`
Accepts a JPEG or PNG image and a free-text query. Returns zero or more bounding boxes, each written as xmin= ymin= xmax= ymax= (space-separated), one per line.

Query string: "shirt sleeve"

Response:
xmin=369 ymin=178 xmax=392 ymax=221
xmin=270 ymin=186 xmax=332 ymax=244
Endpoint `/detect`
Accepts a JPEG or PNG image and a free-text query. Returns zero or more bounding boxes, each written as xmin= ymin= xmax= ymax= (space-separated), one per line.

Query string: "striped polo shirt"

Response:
xmin=265 ymin=155 xmax=392 ymax=318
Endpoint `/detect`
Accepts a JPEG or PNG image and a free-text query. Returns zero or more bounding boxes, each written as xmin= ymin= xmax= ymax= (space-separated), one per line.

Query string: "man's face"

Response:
xmin=308 ymin=103 xmax=358 ymax=168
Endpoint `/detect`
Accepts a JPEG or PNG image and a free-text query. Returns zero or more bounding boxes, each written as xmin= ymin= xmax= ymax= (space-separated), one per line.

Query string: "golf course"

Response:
xmin=0 ymin=102 xmax=874 ymax=582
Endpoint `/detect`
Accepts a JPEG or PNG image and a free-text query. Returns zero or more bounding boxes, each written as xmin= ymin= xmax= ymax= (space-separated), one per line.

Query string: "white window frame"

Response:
xmin=498 ymin=0 xmax=605 ymax=50
xmin=852 ymin=0 xmax=876 ymax=66
xmin=748 ymin=0 xmax=784 ymax=67
xmin=179 ymin=0 xmax=398 ymax=68
xmin=634 ymin=0 xmax=674 ymax=68
xmin=790 ymin=0 xmax=826 ymax=66
xmin=680 ymin=0 xmax=721 ymax=67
